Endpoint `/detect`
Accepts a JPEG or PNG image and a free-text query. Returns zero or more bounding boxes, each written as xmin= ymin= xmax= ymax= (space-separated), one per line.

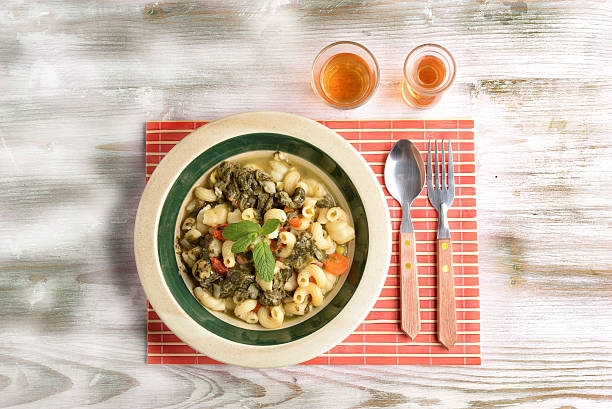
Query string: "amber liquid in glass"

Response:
xmin=415 ymin=55 xmax=446 ymax=88
xmin=320 ymin=53 xmax=373 ymax=107
xmin=404 ymin=55 xmax=447 ymax=108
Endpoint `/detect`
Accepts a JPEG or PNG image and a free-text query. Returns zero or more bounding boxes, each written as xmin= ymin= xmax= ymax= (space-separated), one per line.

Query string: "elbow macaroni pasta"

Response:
xmin=234 ymin=299 xmax=259 ymax=324
xmin=284 ymin=302 xmax=308 ymax=316
xmin=317 ymin=208 xmax=329 ymax=224
xmin=194 ymin=287 xmax=226 ymax=311
xmin=261 ymin=180 xmax=276 ymax=194
xmin=326 ymin=221 xmax=356 ymax=244
xmin=283 ymin=168 xmax=300 ymax=195
xmin=301 ymin=197 xmax=318 ymax=219
xmin=264 ymin=208 xmax=287 ymax=224
xmin=178 ymin=153 xmax=356 ymax=329
xmin=284 ymin=273 xmax=298 ymax=291
xmin=196 ymin=205 xmax=211 ymax=233
xmin=227 ymin=208 xmax=242 ymax=224
xmin=309 ymin=222 xmax=335 ymax=251
xmin=297 ymin=263 xmax=331 ymax=291
xmin=202 ymin=204 xmax=229 ymax=226
xmin=257 ymin=305 xmax=284 ymax=329
xmin=256 ymin=272 xmax=273 ymax=292
xmin=326 ymin=207 xmax=347 ymax=223
xmin=269 ymin=159 xmax=289 ymax=182
xmin=293 ymin=283 xmax=324 ymax=307
xmin=241 ymin=207 xmax=257 ymax=222
xmin=304 ymin=178 xmax=327 ymax=198
xmin=222 ymin=240 xmax=236 ymax=268
xmin=277 ymin=231 xmax=296 ymax=258
xmin=194 ymin=186 xmax=217 ymax=202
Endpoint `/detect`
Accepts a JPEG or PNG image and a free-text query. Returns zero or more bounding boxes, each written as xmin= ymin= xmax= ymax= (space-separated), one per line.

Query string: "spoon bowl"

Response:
xmin=385 ymin=140 xmax=425 ymax=210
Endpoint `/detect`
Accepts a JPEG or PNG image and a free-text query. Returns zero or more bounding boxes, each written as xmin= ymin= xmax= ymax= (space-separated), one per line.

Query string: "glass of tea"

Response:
xmin=402 ymin=44 xmax=456 ymax=109
xmin=311 ymin=41 xmax=379 ymax=109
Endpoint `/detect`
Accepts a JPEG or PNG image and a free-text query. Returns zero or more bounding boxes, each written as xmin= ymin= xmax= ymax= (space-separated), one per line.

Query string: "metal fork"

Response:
xmin=427 ymin=140 xmax=457 ymax=350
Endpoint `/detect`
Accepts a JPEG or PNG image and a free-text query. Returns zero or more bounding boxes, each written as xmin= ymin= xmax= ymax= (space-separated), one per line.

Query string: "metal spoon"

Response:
xmin=384 ymin=139 xmax=426 ymax=339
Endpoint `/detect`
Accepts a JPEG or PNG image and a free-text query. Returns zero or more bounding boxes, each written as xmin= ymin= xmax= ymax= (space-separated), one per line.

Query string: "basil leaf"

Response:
xmin=231 ymin=232 xmax=257 ymax=254
xmin=222 ymin=220 xmax=261 ymax=241
xmin=260 ymin=218 xmax=281 ymax=236
xmin=253 ymin=241 xmax=275 ymax=282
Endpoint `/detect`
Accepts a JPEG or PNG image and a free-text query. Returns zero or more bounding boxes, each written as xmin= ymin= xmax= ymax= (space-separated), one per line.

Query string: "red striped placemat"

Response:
xmin=145 ymin=118 xmax=480 ymax=365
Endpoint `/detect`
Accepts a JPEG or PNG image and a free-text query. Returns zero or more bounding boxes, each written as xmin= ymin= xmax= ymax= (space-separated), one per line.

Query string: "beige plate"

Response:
xmin=134 ymin=111 xmax=391 ymax=367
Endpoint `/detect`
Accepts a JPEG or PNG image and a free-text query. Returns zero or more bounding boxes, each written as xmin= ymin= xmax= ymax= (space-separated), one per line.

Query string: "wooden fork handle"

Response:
xmin=437 ymin=238 xmax=457 ymax=349
xmin=400 ymin=232 xmax=420 ymax=339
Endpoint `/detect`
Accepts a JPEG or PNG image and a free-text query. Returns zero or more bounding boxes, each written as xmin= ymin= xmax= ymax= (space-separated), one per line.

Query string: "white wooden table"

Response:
xmin=1 ymin=1 xmax=611 ymax=407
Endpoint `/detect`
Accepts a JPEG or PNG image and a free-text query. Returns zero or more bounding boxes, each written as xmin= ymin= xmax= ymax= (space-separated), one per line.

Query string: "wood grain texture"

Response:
xmin=436 ymin=238 xmax=456 ymax=350
xmin=400 ymin=231 xmax=420 ymax=339
xmin=1 ymin=0 xmax=611 ymax=408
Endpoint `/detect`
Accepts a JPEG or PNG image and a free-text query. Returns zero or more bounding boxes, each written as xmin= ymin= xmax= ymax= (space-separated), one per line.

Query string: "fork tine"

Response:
xmin=441 ymin=140 xmax=446 ymax=191
xmin=448 ymin=140 xmax=454 ymax=192
xmin=427 ymin=140 xmax=433 ymax=191
xmin=434 ymin=140 xmax=440 ymax=190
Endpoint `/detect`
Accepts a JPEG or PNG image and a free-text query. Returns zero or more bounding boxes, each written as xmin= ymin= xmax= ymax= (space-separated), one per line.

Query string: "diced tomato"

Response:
xmin=283 ymin=206 xmax=292 ymax=213
xmin=211 ymin=224 xmax=227 ymax=240
xmin=209 ymin=257 xmax=227 ymax=274
xmin=323 ymin=253 xmax=350 ymax=276
xmin=288 ymin=217 xmax=302 ymax=228
xmin=253 ymin=303 xmax=260 ymax=313
xmin=270 ymin=239 xmax=285 ymax=252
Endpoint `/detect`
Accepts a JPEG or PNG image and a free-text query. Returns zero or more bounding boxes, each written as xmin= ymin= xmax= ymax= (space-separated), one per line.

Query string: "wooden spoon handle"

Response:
xmin=400 ymin=231 xmax=420 ymax=339
xmin=437 ymin=238 xmax=457 ymax=349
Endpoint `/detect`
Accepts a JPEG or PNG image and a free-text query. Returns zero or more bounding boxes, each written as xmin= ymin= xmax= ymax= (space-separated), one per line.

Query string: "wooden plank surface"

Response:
xmin=0 ymin=0 xmax=611 ymax=407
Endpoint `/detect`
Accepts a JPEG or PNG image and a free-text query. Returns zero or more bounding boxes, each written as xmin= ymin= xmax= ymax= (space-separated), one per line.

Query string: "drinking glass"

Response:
xmin=402 ymin=44 xmax=456 ymax=109
xmin=311 ymin=41 xmax=380 ymax=109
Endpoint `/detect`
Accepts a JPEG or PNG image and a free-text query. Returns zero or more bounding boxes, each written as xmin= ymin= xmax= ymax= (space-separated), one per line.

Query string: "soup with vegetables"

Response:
xmin=175 ymin=152 xmax=355 ymax=329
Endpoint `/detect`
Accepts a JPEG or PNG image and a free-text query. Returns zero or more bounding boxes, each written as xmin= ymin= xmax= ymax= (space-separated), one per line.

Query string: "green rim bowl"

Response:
xmin=134 ymin=111 xmax=391 ymax=368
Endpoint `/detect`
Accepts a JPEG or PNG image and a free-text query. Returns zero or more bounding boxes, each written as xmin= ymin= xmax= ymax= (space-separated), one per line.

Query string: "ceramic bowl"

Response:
xmin=134 ymin=111 xmax=391 ymax=367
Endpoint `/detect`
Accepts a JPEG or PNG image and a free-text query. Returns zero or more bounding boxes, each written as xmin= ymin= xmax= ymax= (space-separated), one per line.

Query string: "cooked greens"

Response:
xmin=176 ymin=153 xmax=356 ymax=329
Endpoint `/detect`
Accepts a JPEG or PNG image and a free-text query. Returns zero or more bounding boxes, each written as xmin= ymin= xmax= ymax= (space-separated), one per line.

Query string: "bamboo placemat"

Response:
xmin=145 ymin=119 xmax=480 ymax=365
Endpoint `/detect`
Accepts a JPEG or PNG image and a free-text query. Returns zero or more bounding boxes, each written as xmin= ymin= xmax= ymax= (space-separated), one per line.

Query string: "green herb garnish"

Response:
xmin=260 ymin=218 xmax=281 ymax=235
xmin=231 ymin=232 xmax=258 ymax=253
xmin=222 ymin=219 xmax=281 ymax=281
xmin=222 ymin=220 xmax=261 ymax=241
xmin=253 ymin=241 xmax=275 ymax=282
